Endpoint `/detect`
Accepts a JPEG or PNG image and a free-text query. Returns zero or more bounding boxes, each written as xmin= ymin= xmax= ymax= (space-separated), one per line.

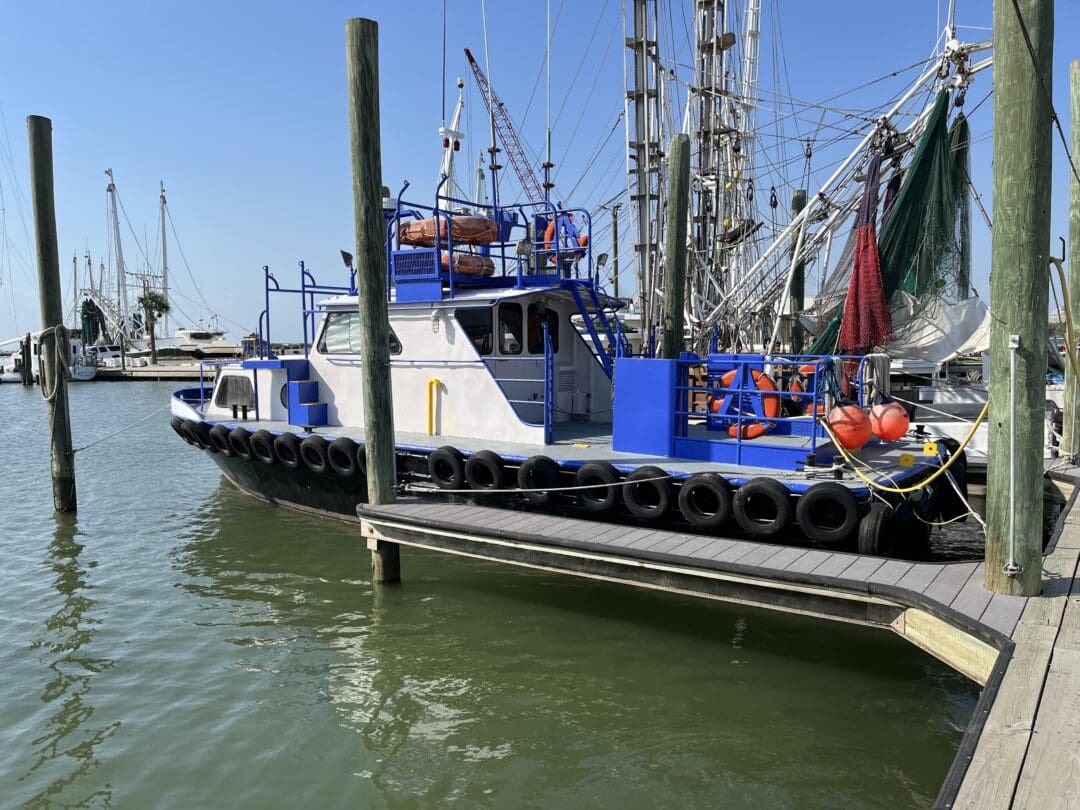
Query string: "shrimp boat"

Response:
xmin=168 ymin=20 xmax=979 ymax=558
xmin=168 ymin=192 xmax=968 ymax=558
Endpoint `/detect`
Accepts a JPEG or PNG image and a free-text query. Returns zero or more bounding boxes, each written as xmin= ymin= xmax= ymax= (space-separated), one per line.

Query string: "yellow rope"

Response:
xmin=817 ymin=398 xmax=989 ymax=494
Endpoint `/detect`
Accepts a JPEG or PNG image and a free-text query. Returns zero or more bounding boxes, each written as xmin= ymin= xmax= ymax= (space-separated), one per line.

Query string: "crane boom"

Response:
xmin=464 ymin=47 xmax=545 ymax=204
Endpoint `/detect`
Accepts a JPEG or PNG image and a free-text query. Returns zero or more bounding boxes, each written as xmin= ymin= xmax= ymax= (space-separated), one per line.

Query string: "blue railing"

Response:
xmin=256 ymin=261 xmax=353 ymax=360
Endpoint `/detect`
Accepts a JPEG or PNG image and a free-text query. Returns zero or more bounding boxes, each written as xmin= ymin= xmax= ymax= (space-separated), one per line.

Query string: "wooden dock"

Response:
xmin=95 ymin=364 xmax=209 ymax=382
xmin=356 ymin=473 xmax=1080 ymax=808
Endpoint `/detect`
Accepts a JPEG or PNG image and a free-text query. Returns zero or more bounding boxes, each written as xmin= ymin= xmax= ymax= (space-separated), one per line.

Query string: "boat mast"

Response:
xmin=627 ymin=0 xmax=662 ymax=335
xmin=160 ymin=180 xmax=169 ymax=336
xmin=437 ymin=79 xmax=467 ymax=203
xmin=105 ymin=168 xmax=128 ymax=336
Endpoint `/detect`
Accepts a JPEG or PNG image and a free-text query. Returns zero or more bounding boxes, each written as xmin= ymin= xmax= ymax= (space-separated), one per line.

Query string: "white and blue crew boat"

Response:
xmin=169 ymin=177 xmax=969 ymax=559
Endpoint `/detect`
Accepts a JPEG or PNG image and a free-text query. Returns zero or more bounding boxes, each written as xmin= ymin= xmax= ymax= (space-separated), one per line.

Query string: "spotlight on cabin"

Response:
xmin=596 ymin=253 xmax=609 ymax=269
xmin=340 ymin=250 xmax=354 ymax=269
xmin=516 ymin=239 xmax=532 ymax=258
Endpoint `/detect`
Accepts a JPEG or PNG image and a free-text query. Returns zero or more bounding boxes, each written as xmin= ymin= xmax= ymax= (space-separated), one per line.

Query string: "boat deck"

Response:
xmin=215 ymin=415 xmax=939 ymax=493
xmin=354 ymin=470 xmax=1080 ymax=807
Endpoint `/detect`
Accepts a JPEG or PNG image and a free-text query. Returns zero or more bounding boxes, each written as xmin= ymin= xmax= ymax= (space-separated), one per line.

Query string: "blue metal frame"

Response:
xmin=543 ymin=323 xmax=554 ymax=444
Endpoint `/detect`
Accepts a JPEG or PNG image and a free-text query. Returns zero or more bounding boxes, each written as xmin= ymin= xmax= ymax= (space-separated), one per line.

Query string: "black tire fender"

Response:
xmin=250 ymin=430 xmax=277 ymax=464
xmin=858 ymin=502 xmax=896 ymax=556
xmin=428 ymin=446 xmax=465 ymax=490
xmin=465 ymin=450 xmax=504 ymax=491
xmin=796 ymin=482 xmax=860 ymax=544
xmin=209 ymin=424 xmax=234 ymax=456
xmin=575 ymin=461 xmax=621 ymax=513
xmin=517 ymin=455 xmax=561 ymax=505
xmin=170 ymin=416 xmax=188 ymax=443
xmin=300 ymin=435 xmax=329 ymax=474
xmin=193 ymin=421 xmax=217 ymax=453
xmin=179 ymin=419 xmax=201 ymax=447
xmin=273 ymin=433 xmax=302 ymax=469
xmin=327 ymin=437 xmax=358 ymax=477
xmin=624 ymin=465 xmax=672 ymax=521
xmin=733 ymin=477 xmax=792 ymax=539
xmin=677 ymin=473 xmax=733 ymax=531
xmin=228 ymin=428 xmax=254 ymax=461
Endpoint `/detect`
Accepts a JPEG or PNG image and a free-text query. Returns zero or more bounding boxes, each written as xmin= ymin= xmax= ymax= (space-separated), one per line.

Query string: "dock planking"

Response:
xmin=358 ymin=472 xmax=1080 ymax=809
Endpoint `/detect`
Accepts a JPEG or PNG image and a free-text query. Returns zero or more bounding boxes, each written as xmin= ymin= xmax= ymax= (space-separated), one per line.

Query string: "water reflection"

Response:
xmin=23 ymin=514 xmax=117 ymax=808
xmin=170 ymin=484 xmax=977 ymax=807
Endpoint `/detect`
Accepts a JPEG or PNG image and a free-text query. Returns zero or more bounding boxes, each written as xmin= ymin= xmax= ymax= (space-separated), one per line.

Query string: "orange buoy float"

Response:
xmin=789 ymin=376 xmax=805 ymax=405
xmin=719 ymin=368 xmax=780 ymax=439
xmin=543 ymin=215 xmax=588 ymax=256
xmin=439 ymin=252 xmax=494 ymax=277
xmin=869 ymin=400 xmax=910 ymax=441
xmin=827 ymin=404 xmax=873 ymax=450
xmin=399 ymin=215 xmax=499 ymax=247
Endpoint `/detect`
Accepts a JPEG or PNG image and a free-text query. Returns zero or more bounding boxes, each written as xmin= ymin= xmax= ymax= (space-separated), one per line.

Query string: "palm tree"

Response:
xmin=136 ymin=290 xmax=170 ymax=364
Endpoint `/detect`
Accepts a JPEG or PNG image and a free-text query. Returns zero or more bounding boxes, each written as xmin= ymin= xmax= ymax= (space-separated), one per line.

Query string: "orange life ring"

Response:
xmin=543 ymin=220 xmax=588 ymax=255
xmin=789 ymin=377 xmax=805 ymax=405
xmin=719 ymin=368 xmax=780 ymax=439
xmin=399 ymin=216 xmax=499 ymax=247
xmin=439 ymin=252 xmax=494 ymax=277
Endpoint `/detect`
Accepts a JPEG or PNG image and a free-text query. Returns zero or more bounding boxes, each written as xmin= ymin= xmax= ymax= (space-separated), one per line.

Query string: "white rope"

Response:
xmin=37 ymin=324 xmax=71 ymax=403
xmin=889 ymin=391 xmax=979 ymax=424
xmin=73 ymin=403 xmax=172 ymax=453
xmin=405 ymin=473 xmax=674 ymax=497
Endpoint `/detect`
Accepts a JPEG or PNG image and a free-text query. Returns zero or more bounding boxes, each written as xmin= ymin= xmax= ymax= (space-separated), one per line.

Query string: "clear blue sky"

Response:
xmin=1 ymin=1 xmax=1078 ymax=342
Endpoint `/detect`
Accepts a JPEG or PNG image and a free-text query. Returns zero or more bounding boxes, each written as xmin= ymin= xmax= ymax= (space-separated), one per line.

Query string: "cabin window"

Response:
xmin=498 ymin=303 xmax=523 ymax=355
xmin=214 ymin=374 xmax=255 ymax=408
xmin=454 ymin=307 xmax=493 ymax=356
xmin=527 ymin=303 xmax=559 ymax=354
xmin=317 ymin=311 xmax=401 ymax=355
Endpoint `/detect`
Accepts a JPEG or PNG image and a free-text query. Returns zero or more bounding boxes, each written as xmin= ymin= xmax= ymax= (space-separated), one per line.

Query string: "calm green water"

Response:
xmin=1 ymin=382 xmax=978 ymax=808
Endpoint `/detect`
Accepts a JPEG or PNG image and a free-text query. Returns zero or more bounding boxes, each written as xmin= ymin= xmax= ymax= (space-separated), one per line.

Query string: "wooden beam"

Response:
xmin=27 ymin=115 xmax=76 ymax=512
xmin=985 ymin=0 xmax=1054 ymax=595
xmin=345 ymin=17 xmax=398 ymax=582
xmin=660 ymin=133 xmax=690 ymax=359
xmin=1064 ymin=60 xmax=1080 ymax=458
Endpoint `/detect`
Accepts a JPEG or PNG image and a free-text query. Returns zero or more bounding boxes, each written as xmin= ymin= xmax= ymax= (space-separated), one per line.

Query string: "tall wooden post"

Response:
xmin=346 ymin=18 xmax=399 ymax=582
xmin=985 ymin=0 xmax=1053 ymax=595
xmin=20 ymin=333 xmax=32 ymax=385
xmin=27 ymin=115 xmax=76 ymax=512
xmin=1063 ymin=60 xmax=1080 ymax=459
xmin=611 ymin=204 xmax=621 ymax=299
xmin=660 ymin=133 xmax=690 ymax=359
xmin=789 ymin=189 xmax=808 ymax=354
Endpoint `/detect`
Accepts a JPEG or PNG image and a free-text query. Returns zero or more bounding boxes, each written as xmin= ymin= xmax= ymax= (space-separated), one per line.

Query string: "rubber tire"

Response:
xmin=575 ymin=462 xmax=621 ymax=513
xmin=857 ymin=503 xmax=896 ymax=557
xmin=300 ymin=435 xmax=329 ymax=474
xmin=179 ymin=419 xmax=201 ymax=447
xmin=274 ymin=433 xmax=302 ymax=469
xmin=796 ymin=483 xmax=860 ymax=544
xmin=678 ymin=473 xmax=733 ymax=531
xmin=170 ymin=416 xmax=189 ymax=443
xmin=228 ymin=428 xmax=254 ymax=461
xmin=733 ymin=477 xmax=792 ymax=539
xmin=209 ymin=424 xmax=234 ymax=456
xmin=624 ymin=465 xmax=671 ymax=521
xmin=465 ymin=450 xmax=504 ymax=491
xmin=250 ymin=430 xmax=277 ymax=465
xmin=193 ymin=421 xmax=217 ymax=453
xmin=428 ymin=446 xmax=465 ymax=490
xmin=517 ymin=455 xmax=561 ymax=505
xmin=327 ymin=437 xmax=358 ymax=477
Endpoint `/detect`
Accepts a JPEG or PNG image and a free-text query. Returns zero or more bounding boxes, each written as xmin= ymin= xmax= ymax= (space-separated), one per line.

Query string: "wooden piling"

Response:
xmin=660 ymin=133 xmax=690 ymax=359
xmin=984 ymin=0 xmax=1053 ymax=595
xmin=20 ymin=333 xmax=32 ymax=385
xmin=27 ymin=115 xmax=76 ymax=512
xmin=1064 ymin=60 xmax=1080 ymax=459
xmin=346 ymin=17 xmax=399 ymax=583
xmin=789 ymin=189 xmax=808 ymax=354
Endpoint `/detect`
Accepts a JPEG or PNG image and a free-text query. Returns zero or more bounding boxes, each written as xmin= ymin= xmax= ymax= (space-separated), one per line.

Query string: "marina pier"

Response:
xmin=355 ymin=470 xmax=1080 ymax=808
